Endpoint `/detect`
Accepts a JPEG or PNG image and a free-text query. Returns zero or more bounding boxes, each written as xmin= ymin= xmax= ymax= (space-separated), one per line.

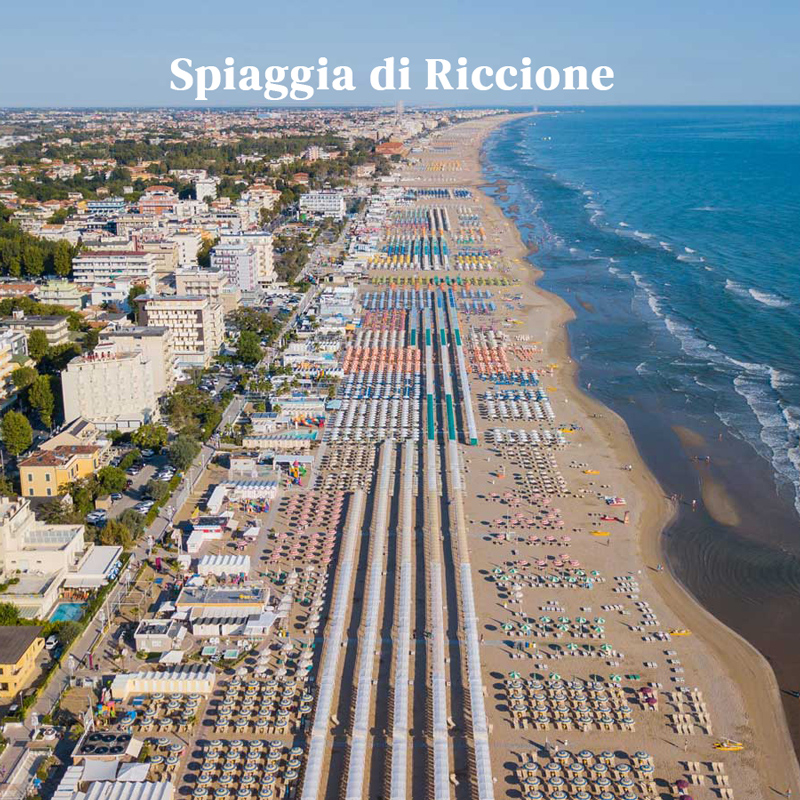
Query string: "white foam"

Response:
xmin=748 ymin=289 xmax=791 ymax=308
xmin=725 ymin=279 xmax=750 ymax=299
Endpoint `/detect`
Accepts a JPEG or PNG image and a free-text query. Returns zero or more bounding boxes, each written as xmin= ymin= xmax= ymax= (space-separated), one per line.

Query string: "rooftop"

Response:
xmin=0 ymin=625 xmax=43 ymax=664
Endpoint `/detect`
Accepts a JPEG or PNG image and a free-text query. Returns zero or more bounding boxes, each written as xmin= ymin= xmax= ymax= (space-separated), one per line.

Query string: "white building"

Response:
xmin=136 ymin=295 xmax=224 ymax=368
xmin=218 ymin=232 xmax=274 ymax=285
xmin=72 ymin=251 xmax=156 ymax=291
xmin=175 ymin=268 xmax=240 ymax=313
xmin=61 ymin=344 xmax=159 ymax=431
xmin=194 ymin=176 xmax=218 ymax=202
xmin=99 ymin=325 xmax=176 ymax=395
xmin=210 ymin=243 xmax=258 ymax=292
xmin=300 ymin=190 xmax=346 ymax=220
xmin=171 ymin=231 xmax=203 ymax=266
xmin=89 ymin=280 xmax=131 ymax=310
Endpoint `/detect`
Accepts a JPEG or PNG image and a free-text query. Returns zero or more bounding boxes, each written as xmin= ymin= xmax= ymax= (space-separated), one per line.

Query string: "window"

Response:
xmin=0 ymin=683 xmax=8 ymax=691
xmin=45 ymin=473 xmax=51 ymax=482
xmin=29 ymin=488 xmax=34 ymax=496
xmin=47 ymin=488 xmax=52 ymax=496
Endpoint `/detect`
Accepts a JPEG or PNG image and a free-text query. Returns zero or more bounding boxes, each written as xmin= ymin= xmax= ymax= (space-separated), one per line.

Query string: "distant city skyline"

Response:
xmin=1 ymin=0 xmax=799 ymax=107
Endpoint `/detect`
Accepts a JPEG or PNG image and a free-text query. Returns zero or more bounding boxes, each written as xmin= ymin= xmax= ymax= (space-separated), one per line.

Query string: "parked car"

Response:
xmin=110 ymin=492 xmax=123 ymax=501
xmin=141 ymin=449 xmax=155 ymax=458
xmin=45 ymin=635 xmax=59 ymax=651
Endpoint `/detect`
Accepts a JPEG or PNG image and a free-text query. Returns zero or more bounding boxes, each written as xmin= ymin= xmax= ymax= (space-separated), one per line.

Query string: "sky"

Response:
xmin=1 ymin=0 xmax=799 ymax=107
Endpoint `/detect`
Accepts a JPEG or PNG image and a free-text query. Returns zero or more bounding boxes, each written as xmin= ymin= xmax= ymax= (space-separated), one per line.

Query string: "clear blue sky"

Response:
xmin=1 ymin=0 xmax=798 ymax=106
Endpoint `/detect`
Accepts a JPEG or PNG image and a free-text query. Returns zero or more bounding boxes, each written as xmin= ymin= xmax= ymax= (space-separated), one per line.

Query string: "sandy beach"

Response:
xmin=450 ymin=112 xmax=800 ymax=793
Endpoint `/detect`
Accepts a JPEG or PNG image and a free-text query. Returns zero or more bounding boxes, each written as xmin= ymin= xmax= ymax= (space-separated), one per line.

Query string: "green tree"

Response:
xmin=22 ymin=244 xmax=44 ymax=277
xmin=11 ymin=366 xmax=38 ymax=391
xmin=168 ymin=434 xmax=200 ymax=470
xmin=128 ymin=285 xmax=147 ymax=319
xmin=0 ymin=602 xmax=21 ymax=626
xmin=236 ymin=330 xmax=263 ymax=365
xmin=1 ymin=410 xmax=33 ymax=456
xmin=146 ymin=478 xmax=170 ymax=502
xmin=118 ymin=449 xmax=141 ymax=470
xmin=28 ymin=329 xmax=49 ymax=362
xmin=98 ymin=519 xmax=133 ymax=549
xmin=118 ymin=508 xmax=145 ymax=538
xmin=53 ymin=240 xmax=72 ymax=277
xmin=29 ymin=374 xmax=55 ymax=428
xmin=97 ymin=466 xmax=127 ymax=494
xmin=131 ymin=424 xmax=168 ymax=450
xmin=83 ymin=327 xmax=99 ymax=352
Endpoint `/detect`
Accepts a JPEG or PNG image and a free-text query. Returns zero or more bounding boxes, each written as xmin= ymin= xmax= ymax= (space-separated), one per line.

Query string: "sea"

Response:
xmin=482 ymin=106 xmax=800 ymax=751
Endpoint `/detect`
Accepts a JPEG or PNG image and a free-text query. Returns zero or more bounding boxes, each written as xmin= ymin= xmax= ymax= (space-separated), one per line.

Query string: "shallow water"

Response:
xmin=483 ymin=107 xmax=800 ymax=754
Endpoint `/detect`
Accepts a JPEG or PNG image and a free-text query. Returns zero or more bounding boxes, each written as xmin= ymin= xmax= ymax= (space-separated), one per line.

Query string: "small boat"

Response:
xmin=582 ymin=469 xmax=599 ymax=474
xmin=713 ymin=738 xmax=743 ymax=751
xmin=786 ymin=690 xmax=800 ymax=698
xmin=590 ymin=531 xmax=610 ymax=537
xmin=669 ymin=629 xmax=692 ymax=636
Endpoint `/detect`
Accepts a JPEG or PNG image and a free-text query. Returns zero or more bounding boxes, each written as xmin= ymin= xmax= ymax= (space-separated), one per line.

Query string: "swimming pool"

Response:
xmin=50 ymin=602 xmax=86 ymax=622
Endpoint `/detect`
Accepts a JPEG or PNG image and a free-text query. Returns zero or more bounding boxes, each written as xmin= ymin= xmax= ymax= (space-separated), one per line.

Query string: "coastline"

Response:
xmin=468 ymin=112 xmax=800 ymax=788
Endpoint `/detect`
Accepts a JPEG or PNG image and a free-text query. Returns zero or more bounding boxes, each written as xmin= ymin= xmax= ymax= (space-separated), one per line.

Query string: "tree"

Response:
xmin=39 ymin=342 xmax=80 ymax=373
xmin=98 ymin=519 xmax=133 ymax=549
xmin=28 ymin=329 xmax=49 ymax=362
xmin=11 ymin=366 xmax=38 ymax=391
xmin=128 ymin=285 xmax=147 ymax=319
xmin=236 ymin=330 xmax=263 ymax=365
xmin=131 ymin=424 xmax=168 ymax=450
xmin=1 ymin=410 xmax=33 ymax=456
xmin=0 ymin=602 xmax=21 ymax=626
xmin=97 ymin=466 xmax=127 ymax=494
xmin=118 ymin=508 xmax=145 ymax=538
xmin=83 ymin=327 xmax=99 ymax=352
xmin=22 ymin=244 xmax=44 ymax=277
xmin=146 ymin=478 xmax=171 ymax=502
xmin=53 ymin=240 xmax=72 ymax=277
xmin=118 ymin=449 xmax=141 ymax=471
xmin=29 ymin=374 xmax=55 ymax=428
xmin=168 ymin=434 xmax=200 ymax=470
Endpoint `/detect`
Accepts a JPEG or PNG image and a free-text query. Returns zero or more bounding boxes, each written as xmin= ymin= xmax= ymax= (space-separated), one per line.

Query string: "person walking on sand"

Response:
xmin=692 ymin=499 xmax=697 ymax=511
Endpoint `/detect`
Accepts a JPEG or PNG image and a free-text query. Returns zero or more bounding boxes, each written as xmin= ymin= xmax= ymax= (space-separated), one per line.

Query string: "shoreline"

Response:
xmin=469 ymin=112 xmax=800 ymax=788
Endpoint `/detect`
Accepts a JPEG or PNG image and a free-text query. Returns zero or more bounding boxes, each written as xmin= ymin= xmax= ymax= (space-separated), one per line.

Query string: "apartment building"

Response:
xmin=0 ymin=314 xmax=70 ymax=346
xmin=137 ymin=185 xmax=178 ymax=215
xmin=299 ymin=190 xmax=346 ymax=220
xmin=195 ymin=176 xmax=218 ymax=202
xmin=0 ymin=329 xmax=27 ymax=402
xmin=136 ymin=295 xmax=223 ymax=368
xmin=19 ymin=445 xmax=103 ymax=498
xmin=210 ymin=242 xmax=258 ymax=292
xmin=0 ymin=627 xmax=44 ymax=700
xmin=137 ymin=238 xmax=179 ymax=278
xmin=71 ymin=250 xmax=156 ymax=291
xmin=61 ymin=345 xmax=158 ymax=431
xmin=36 ymin=279 xmax=85 ymax=310
xmin=175 ymin=268 xmax=240 ymax=313
xmin=171 ymin=231 xmax=203 ymax=266
xmin=218 ymin=232 xmax=275 ymax=285
xmin=99 ymin=325 xmax=176 ymax=395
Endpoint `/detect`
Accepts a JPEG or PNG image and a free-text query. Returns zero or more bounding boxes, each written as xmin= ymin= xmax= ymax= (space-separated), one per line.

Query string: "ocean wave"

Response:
xmin=733 ymin=373 xmax=800 ymax=516
xmin=689 ymin=206 xmax=722 ymax=212
xmin=677 ymin=254 xmax=704 ymax=263
xmin=724 ymin=279 xmax=750 ymax=298
xmin=748 ymin=289 xmax=791 ymax=308
xmin=635 ymin=362 xmax=649 ymax=375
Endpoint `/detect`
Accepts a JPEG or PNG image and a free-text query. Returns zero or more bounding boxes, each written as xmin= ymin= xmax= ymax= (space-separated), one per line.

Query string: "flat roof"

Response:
xmin=0 ymin=625 xmax=43 ymax=664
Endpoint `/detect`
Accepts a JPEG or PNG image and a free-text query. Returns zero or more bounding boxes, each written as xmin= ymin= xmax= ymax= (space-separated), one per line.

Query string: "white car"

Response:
xmin=45 ymin=635 xmax=59 ymax=651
